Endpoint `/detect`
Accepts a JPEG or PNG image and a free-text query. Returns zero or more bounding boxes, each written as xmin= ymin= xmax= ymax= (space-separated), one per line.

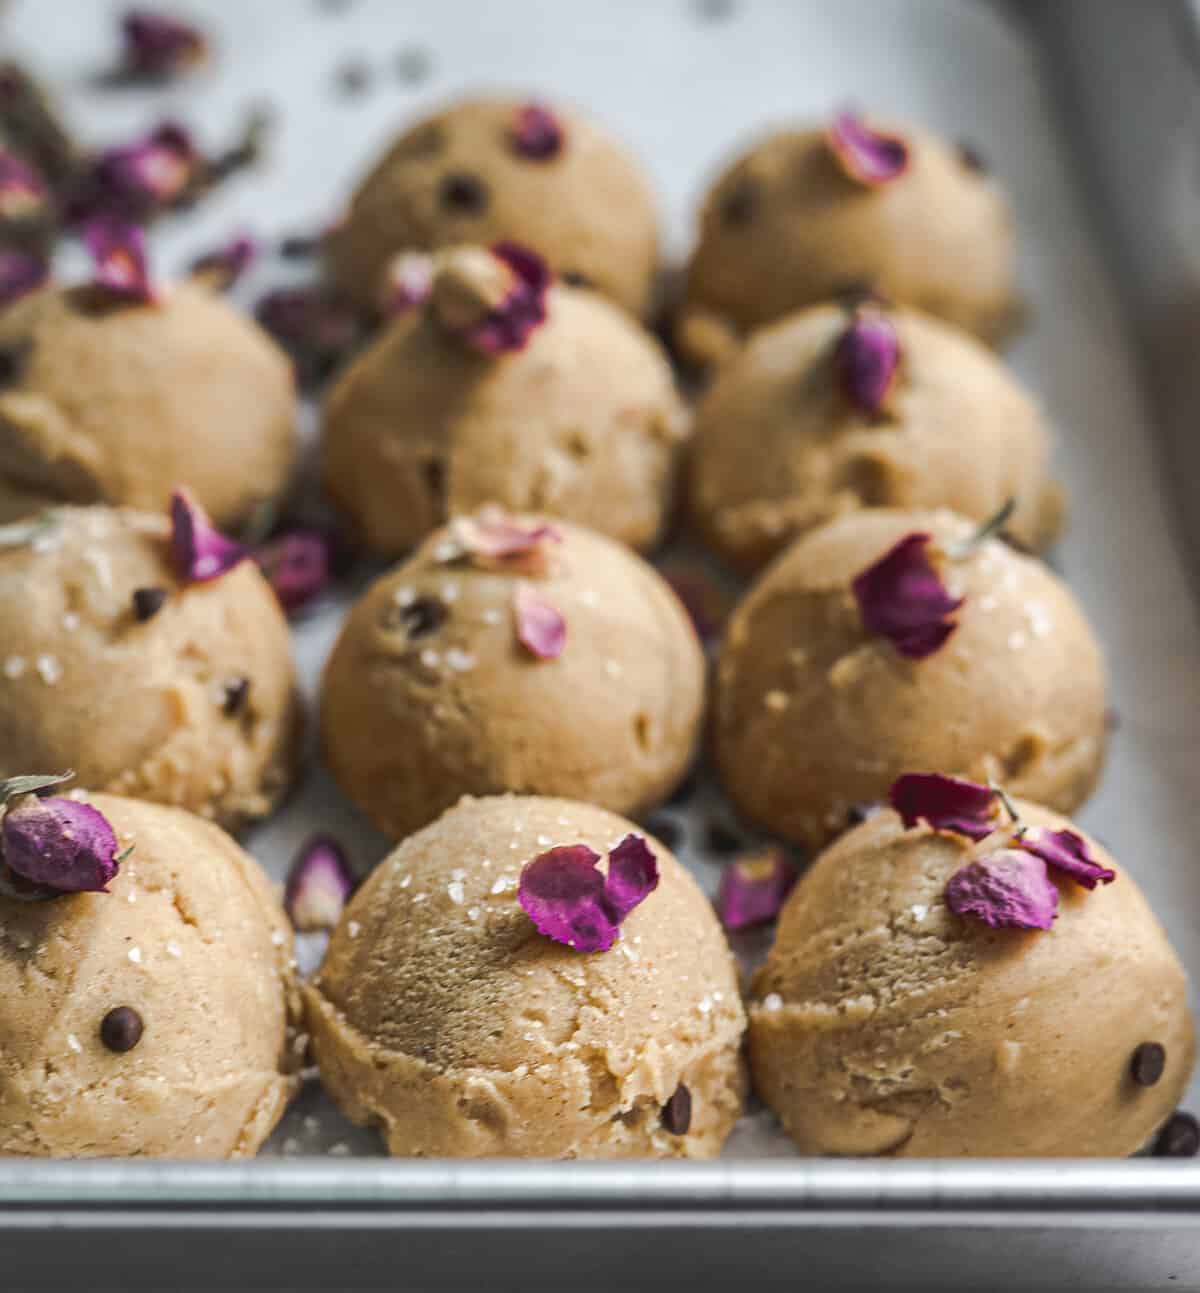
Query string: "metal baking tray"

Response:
xmin=3 ymin=0 xmax=1200 ymax=1287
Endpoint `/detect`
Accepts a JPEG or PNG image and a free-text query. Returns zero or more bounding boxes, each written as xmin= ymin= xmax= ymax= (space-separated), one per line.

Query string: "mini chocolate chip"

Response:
xmin=222 ymin=676 xmax=250 ymax=716
xmin=0 ymin=338 xmax=32 ymax=388
xmin=561 ymin=271 xmax=592 ymax=289
xmin=401 ymin=596 xmax=446 ymax=639
xmin=1154 ymin=1111 xmax=1200 ymax=1158
xmin=957 ymin=141 xmax=989 ymax=174
xmin=335 ymin=59 xmax=372 ymax=97
xmin=131 ymin=586 xmax=168 ymax=622
xmin=720 ymin=179 xmax=757 ymax=227
xmin=706 ymin=820 xmax=743 ymax=855
xmin=279 ymin=233 xmax=321 ymax=259
xmin=100 ymin=1005 xmax=143 ymax=1053
xmin=661 ymin=1083 xmax=692 ymax=1135
xmin=439 ymin=171 xmax=488 ymax=215
xmin=1132 ymin=1042 xmax=1167 ymax=1087
xmin=645 ymin=814 xmax=682 ymax=850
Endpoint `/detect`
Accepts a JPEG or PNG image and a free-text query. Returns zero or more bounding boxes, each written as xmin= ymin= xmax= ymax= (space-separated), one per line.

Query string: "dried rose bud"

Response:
xmin=0 ymin=248 xmax=48 ymax=308
xmin=85 ymin=122 xmax=199 ymax=218
xmin=517 ymin=834 xmax=658 ymax=953
xmin=448 ymin=507 xmax=562 ymax=575
xmin=254 ymin=284 xmax=362 ymax=387
xmin=121 ymin=9 xmax=209 ymax=79
xmin=169 ymin=488 xmax=248 ymax=582
xmin=715 ymin=848 xmax=797 ymax=931
xmin=944 ymin=848 xmax=1058 ymax=931
xmin=2 ymin=793 xmax=126 ymax=894
xmin=510 ymin=103 xmax=564 ymax=161
xmin=379 ymin=250 xmax=433 ymax=317
xmin=889 ymin=772 xmax=997 ymax=841
xmin=835 ymin=309 xmax=900 ymax=415
xmin=284 ymin=835 xmax=355 ymax=932
xmin=82 ymin=217 xmax=157 ymax=303
xmin=513 ymin=582 xmax=566 ymax=659
xmin=189 ymin=233 xmax=256 ymax=291
xmin=851 ymin=532 xmax=962 ymax=659
xmin=0 ymin=151 xmax=49 ymax=224
xmin=1018 ymin=826 xmax=1115 ymax=891
xmin=254 ymin=530 xmax=332 ymax=615
xmin=827 ymin=110 xmax=910 ymax=186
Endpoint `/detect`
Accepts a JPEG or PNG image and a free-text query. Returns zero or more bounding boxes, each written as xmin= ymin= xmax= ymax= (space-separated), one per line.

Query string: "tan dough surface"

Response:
xmin=681 ymin=120 xmax=1019 ymax=362
xmin=327 ymin=96 xmax=659 ymax=318
xmin=0 ymin=505 xmax=301 ymax=829
xmin=689 ymin=303 xmax=1061 ymax=572
xmin=749 ymin=803 xmax=1195 ymax=1157
xmin=321 ymin=516 xmax=705 ymax=841
xmin=0 ymin=794 xmax=301 ymax=1158
xmin=305 ymin=794 xmax=746 ymax=1158
xmin=712 ymin=509 xmax=1107 ymax=850
xmin=0 ymin=281 xmax=297 ymax=528
xmin=323 ymin=268 xmax=688 ymax=556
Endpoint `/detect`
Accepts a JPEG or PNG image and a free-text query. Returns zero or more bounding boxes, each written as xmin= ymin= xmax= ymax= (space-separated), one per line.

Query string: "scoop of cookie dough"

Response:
xmin=321 ymin=513 xmax=704 ymax=840
xmin=689 ymin=302 xmax=1061 ymax=572
xmin=712 ymin=509 xmax=1106 ymax=850
xmin=0 ymin=792 xmax=301 ymax=1158
xmin=305 ymin=794 xmax=745 ymax=1157
xmin=0 ymin=504 xmax=301 ymax=828
xmin=749 ymin=801 xmax=1194 ymax=1156
xmin=323 ymin=245 xmax=688 ymax=556
xmin=0 ymin=279 xmax=297 ymax=528
xmin=679 ymin=117 xmax=1019 ymax=366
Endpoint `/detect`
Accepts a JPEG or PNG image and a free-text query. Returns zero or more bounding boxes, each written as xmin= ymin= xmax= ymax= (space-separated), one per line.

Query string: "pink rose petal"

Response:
xmin=513 ymin=582 xmax=566 ymax=659
xmin=254 ymin=529 xmax=331 ymax=614
xmin=889 ymin=772 xmax=997 ymax=842
xmin=122 ymin=9 xmax=208 ymax=78
xmin=835 ymin=309 xmax=900 ymax=415
xmin=510 ymin=103 xmax=564 ymax=161
xmin=716 ymin=848 xmax=797 ymax=931
xmin=462 ymin=241 xmax=550 ymax=355
xmin=944 ymin=848 xmax=1058 ymax=931
xmin=604 ymin=834 xmax=659 ymax=921
xmin=2 ymin=795 xmax=124 ymax=894
xmin=169 ymin=488 xmax=248 ymax=582
xmin=449 ymin=507 xmax=562 ymax=574
xmin=94 ymin=122 xmax=198 ymax=214
xmin=851 ymin=531 xmax=962 ymax=659
xmin=284 ymin=835 xmax=355 ymax=932
xmin=1019 ymin=826 xmax=1115 ymax=891
xmin=828 ymin=110 xmax=910 ymax=187
xmin=0 ymin=151 xmax=49 ymax=222
xmin=82 ymin=217 xmax=156 ymax=303
xmin=189 ymin=233 xmax=257 ymax=291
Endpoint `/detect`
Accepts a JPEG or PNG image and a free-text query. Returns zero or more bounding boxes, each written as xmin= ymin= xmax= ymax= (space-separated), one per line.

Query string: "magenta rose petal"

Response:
xmin=510 ymin=103 xmax=564 ymax=161
xmin=254 ymin=285 xmax=363 ymax=387
xmin=87 ymin=122 xmax=199 ymax=217
xmin=835 ymin=310 xmax=900 ymax=415
xmin=604 ymin=834 xmax=659 ymax=922
xmin=121 ymin=9 xmax=208 ymax=78
xmin=2 ymin=795 xmax=123 ymax=893
xmin=82 ymin=217 xmax=156 ymax=303
xmin=517 ymin=843 xmax=620 ymax=952
xmin=827 ymin=110 xmax=910 ymax=186
xmin=462 ymin=241 xmax=551 ymax=355
xmin=284 ymin=835 xmax=355 ymax=932
xmin=449 ymin=508 xmax=562 ymax=574
xmin=169 ymin=488 xmax=248 ymax=582
xmin=253 ymin=530 xmax=331 ymax=614
xmin=189 ymin=233 xmax=256 ymax=290
xmin=851 ymin=531 xmax=962 ymax=659
xmin=944 ymin=848 xmax=1059 ymax=931
xmin=0 ymin=151 xmax=49 ymax=223
xmin=0 ymin=248 xmax=48 ymax=308
xmin=513 ymin=583 xmax=566 ymax=659
xmin=716 ymin=848 xmax=797 ymax=931
xmin=889 ymin=772 xmax=997 ymax=841
xmin=1019 ymin=826 xmax=1116 ymax=891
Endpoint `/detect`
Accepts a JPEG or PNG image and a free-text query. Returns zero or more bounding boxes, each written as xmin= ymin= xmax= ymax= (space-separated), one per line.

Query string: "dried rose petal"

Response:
xmin=380 ymin=251 xmax=433 ymax=317
xmin=851 ymin=532 xmax=962 ymax=659
xmin=253 ymin=530 xmax=331 ymax=614
xmin=827 ymin=110 xmax=910 ymax=186
xmin=1019 ymin=826 xmax=1115 ymax=891
xmin=835 ymin=309 xmax=900 ymax=415
xmin=255 ymin=285 xmax=362 ymax=387
xmin=89 ymin=122 xmax=198 ymax=216
xmin=716 ymin=848 xmax=797 ymax=931
xmin=944 ymin=848 xmax=1058 ymax=931
xmin=604 ymin=834 xmax=659 ymax=921
xmin=510 ymin=103 xmax=564 ymax=161
xmin=461 ymin=242 xmax=550 ymax=355
xmin=889 ymin=772 xmax=997 ymax=842
xmin=0 ymin=151 xmax=49 ymax=223
xmin=0 ymin=248 xmax=48 ymax=308
xmin=121 ymin=9 xmax=208 ymax=78
xmin=661 ymin=562 xmax=733 ymax=645
xmin=2 ymin=794 xmax=124 ymax=893
xmin=513 ymin=583 xmax=566 ymax=659
xmin=189 ymin=234 xmax=256 ymax=290
xmin=284 ymin=835 xmax=355 ymax=932
xmin=82 ymin=217 xmax=156 ymax=303
xmin=449 ymin=508 xmax=562 ymax=574
xmin=169 ymin=488 xmax=248 ymax=582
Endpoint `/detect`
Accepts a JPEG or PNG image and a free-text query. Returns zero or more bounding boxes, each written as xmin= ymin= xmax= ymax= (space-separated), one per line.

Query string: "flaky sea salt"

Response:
xmin=3 ymin=654 xmax=25 ymax=679
xmin=128 ymin=946 xmax=143 ymax=964
xmin=447 ymin=881 xmax=465 ymax=905
xmin=67 ymin=1034 xmax=82 ymax=1054
xmin=348 ymin=920 xmax=362 ymax=937
xmin=763 ymin=993 xmax=783 ymax=1012
xmin=166 ymin=940 xmax=182 ymax=958
xmin=35 ymin=653 xmax=62 ymax=684
xmin=445 ymin=647 xmax=475 ymax=671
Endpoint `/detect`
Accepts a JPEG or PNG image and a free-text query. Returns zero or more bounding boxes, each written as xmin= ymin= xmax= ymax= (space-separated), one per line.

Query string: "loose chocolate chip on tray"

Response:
xmin=661 ymin=1083 xmax=693 ymax=1135
xmin=644 ymin=814 xmax=682 ymax=850
xmin=705 ymin=819 xmax=743 ymax=856
xmin=1153 ymin=1112 xmax=1200 ymax=1158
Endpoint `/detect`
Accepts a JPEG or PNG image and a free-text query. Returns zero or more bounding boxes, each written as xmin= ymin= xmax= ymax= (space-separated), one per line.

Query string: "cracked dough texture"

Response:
xmin=321 ymin=517 xmax=704 ymax=841
xmin=749 ymin=803 xmax=1194 ymax=1156
xmin=0 ymin=505 xmax=301 ymax=829
xmin=680 ymin=121 xmax=1019 ymax=363
xmin=305 ymin=795 xmax=746 ymax=1158
xmin=712 ymin=509 xmax=1106 ymax=850
xmin=322 ymin=277 xmax=688 ymax=556
xmin=0 ymin=793 xmax=301 ymax=1158
xmin=0 ymin=281 xmax=297 ymax=528
xmin=326 ymin=96 xmax=659 ymax=318
xmin=688 ymin=303 xmax=1062 ymax=573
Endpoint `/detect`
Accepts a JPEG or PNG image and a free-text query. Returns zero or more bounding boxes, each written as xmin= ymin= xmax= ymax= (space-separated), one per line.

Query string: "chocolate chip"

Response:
xmin=957 ymin=141 xmax=989 ymax=174
xmin=720 ymin=179 xmax=757 ymax=227
xmin=0 ymin=338 xmax=32 ymax=388
xmin=645 ymin=814 xmax=682 ymax=850
xmin=335 ymin=59 xmax=372 ymax=97
xmin=1132 ymin=1042 xmax=1167 ymax=1087
xmin=100 ymin=1005 xmax=143 ymax=1053
xmin=439 ymin=171 xmax=488 ymax=215
xmin=401 ymin=596 xmax=446 ymax=639
xmin=561 ymin=271 xmax=592 ymax=289
xmin=706 ymin=820 xmax=743 ymax=856
xmin=661 ymin=1083 xmax=692 ymax=1135
xmin=1153 ymin=1112 xmax=1200 ymax=1158
xmin=131 ymin=586 xmax=168 ymax=622
xmin=394 ymin=46 xmax=433 ymax=85
xmin=279 ymin=233 xmax=322 ymax=259
xmin=222 ymin=676 xmax=250 ymax=716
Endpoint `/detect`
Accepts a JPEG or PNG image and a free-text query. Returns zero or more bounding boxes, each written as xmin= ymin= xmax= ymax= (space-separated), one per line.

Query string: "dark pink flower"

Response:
xmin=169 ymin=488 xmax=248 ymax=582
xmin=716 ymin=849 xmax=797 ymax=931
xmin=827 ymin=110 xmax=910 ymax=186
xmin=517 ymin=835 xmax=657 ymax=953
xmin=93 ymin=122 xmax=198 ymax=214
xmin=0 ymin=248 xmax=48 ymax=308
xmin=284 ymin=835 xmax=355 ymax=932
xmin=254 ymin=285 xmax=363 ymax=387
xmin=513 ymin=583 xmax=566 ymax=659
xmin=0 ymin=151 xmax=49 ymax=223
xmin=851 ymin=532 xmax=962 ymax=658
xmin=380 ymin=251 xmax=434 ymax=317
xmin=189 ymin=233 xmax=256 ymax=290
xmin=82 ymin=217 xmax=156 ymax=303
xmin=461 ymin=241 xmax=550 ymax=355
xmin=661 ymin=561 xmax=732 ymax=645
xmin=121 ymin=9 xmax=208 ymax=78
xmin=1019 ymin=826 xmax=1115 ymax=891
xmin=889 ymin=772 xmax=997 ymax=841
xmin=835 ymin=309 xmax=900 ymax=414
xmin=2 ymin=794 xmax=124 ymax=893
xmin=510 ymin=103 xmax=564 ymax=161
xmin=449 ymin=507 xmax=562 ymax=574
xmin=944 ymin=848 xmax=1058 ymax=931
xmin=254 ymin=530 xmax=331 ymax=614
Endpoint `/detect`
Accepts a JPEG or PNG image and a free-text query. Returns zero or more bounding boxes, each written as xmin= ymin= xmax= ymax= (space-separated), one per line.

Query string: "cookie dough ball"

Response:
xmin=750 ymin=802 xmax=1194 ymax=1156
xmin=305 ymin=794 xmax=745 ymax=1157
xmin=689 ymin=303 xmax=1061 ymax=572
xmin=680 ymin=117 xmax=1019 ymax=365
xmin=0 ymin=793 xmax=301 ymax=1158
xmin=0 ymin=505 xmax=301 ymax=828
xmin=321 ymin=514 xmax=704 ymax=840
xmin=713 ymin=509 xmax=1106 ymax=850
xmin=323 ymin=245 xmax=687 ymax=556
xmin=0 ymin=280 xmax=297 ymax=528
